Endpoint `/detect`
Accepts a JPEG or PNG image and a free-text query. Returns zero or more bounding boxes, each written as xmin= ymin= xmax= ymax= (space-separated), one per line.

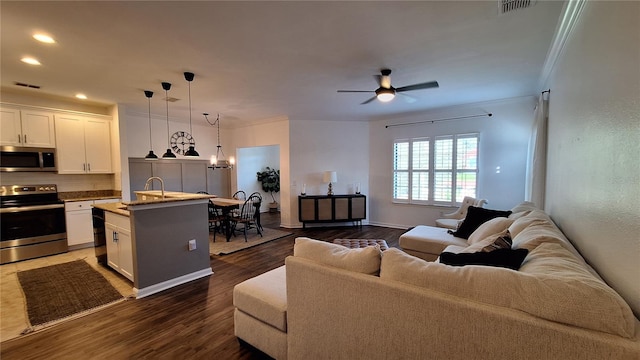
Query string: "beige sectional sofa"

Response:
xmin=233 ymin=203 xmax=640 ymax=359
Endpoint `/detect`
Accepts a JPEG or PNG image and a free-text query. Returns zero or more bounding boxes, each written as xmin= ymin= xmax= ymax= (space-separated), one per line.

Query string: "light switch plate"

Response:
xmin=188 ymin=239 xmax=196 ymax=251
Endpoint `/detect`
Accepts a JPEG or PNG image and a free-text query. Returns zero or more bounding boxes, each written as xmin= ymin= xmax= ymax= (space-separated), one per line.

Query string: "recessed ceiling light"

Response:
xmin=21 ymin=57 xmax=41 ymax=65
xmin=75 ymin=94 xmax=87 ymax=100
xmin=33 ymin=33 xmax=56 ymax=44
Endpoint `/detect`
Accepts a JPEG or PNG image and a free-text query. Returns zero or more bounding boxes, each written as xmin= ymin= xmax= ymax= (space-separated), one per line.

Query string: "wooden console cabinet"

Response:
xmin=298 ymin=194 xmax=366 ymax=228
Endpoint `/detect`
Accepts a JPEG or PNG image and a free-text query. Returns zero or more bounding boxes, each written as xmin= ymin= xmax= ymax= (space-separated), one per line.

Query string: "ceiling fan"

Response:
xmin=337 ymin=69 xmax=439 ymax=105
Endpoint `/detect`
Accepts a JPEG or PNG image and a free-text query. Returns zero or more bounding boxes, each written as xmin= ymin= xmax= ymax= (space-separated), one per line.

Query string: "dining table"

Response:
xmin=211 ymin=197 xmax=246 ymax=241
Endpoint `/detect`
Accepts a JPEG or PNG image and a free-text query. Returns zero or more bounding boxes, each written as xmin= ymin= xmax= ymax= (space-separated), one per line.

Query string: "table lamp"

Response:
xmin=323 ymin=171 xmax=337 ymax=196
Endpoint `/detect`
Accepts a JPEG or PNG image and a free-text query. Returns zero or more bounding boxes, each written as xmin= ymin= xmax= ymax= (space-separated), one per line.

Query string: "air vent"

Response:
xmin=163 ymin=97 xmax=180 ymax=102
xmin=499 ymin=0 xmax=536 ymax=14
xmin=14 ymin=81 xmax=41 ymax=89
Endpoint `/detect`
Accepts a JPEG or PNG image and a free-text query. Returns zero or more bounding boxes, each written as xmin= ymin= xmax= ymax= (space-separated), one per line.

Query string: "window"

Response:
xmin=393 ymin=133 xmax=478 ymax=205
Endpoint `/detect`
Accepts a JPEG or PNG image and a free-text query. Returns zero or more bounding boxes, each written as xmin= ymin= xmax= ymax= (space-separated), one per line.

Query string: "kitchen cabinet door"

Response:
xmin=65 ymin=201 xmax=94 ymax=246
xmin=55 ymin=114 xmax=112 ymax=174
xmin=0 ymin=107 xmax=55 ymax=147
xmin=20 ymin=110 xmax=55 ymax=147
xmin=55 ymin=114 xmax=87 ymax=173
xmin=105 ymin=212 xmax=133 ymax=282
xmin=83 ymin=118 xmax=112 ymax=173
xmin=0 ymin=107 xmax=23 ymax=146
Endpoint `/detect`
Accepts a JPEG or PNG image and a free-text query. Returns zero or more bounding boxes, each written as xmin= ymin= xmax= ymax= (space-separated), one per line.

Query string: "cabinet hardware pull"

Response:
xmin=24 ymin=134 xmax=27 ymax=143
xmin=83 ymin=163 xmax=86 ymax=171
xmin=88 ymin=163 xmax=91 ymax=171
xmin=18 ymin=134 xmax=21 ymax=143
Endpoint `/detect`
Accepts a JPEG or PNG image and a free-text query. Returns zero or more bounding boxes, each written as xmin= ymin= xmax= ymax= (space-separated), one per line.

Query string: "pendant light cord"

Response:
xmin=165 ymin=88 xmax=170 ymax=148
xmin=148 ymin=97 xmax=153 ymax=149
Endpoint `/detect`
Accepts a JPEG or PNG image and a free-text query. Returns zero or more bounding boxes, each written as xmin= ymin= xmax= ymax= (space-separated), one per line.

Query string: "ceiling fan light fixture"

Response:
xmin=376 ymin=87 xmax=396 ymax=102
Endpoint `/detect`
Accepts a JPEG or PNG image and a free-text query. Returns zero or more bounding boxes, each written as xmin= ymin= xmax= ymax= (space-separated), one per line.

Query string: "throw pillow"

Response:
xmin=467 ymin=217 xmax=514 ymax=244
xmin=452 ymin=206 xmax=512 ymax=239
xmin=439 ymin=248 xmax=528 ymax=270
xmin=293 ymin=237 xmax=381 ymax=275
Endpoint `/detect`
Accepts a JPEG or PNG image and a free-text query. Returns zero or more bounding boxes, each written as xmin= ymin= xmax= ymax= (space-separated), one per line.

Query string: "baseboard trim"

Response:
xmin=134 ymin=268 xmax=213 ymax=299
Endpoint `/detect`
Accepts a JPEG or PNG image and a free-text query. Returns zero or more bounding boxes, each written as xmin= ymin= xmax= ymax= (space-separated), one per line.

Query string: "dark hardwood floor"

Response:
xmin=0 ymin=213 xmax=406 ymax=360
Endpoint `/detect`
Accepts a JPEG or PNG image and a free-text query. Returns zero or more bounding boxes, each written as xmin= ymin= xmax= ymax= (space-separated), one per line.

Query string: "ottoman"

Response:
xmin=233 ymin=265 xmax=288 ymax=359
xmin=332 ymin=238 xmax=389 ymax=251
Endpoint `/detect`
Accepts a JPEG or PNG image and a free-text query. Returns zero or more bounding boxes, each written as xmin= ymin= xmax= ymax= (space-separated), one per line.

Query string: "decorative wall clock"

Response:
xmin=170 ymin=131 xmax=195 ymax=155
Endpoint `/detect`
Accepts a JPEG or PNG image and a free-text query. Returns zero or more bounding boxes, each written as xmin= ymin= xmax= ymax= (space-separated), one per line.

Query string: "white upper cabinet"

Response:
xmin=0 ymin=107 xmax=56 ymax=148
xmin=55 ymin=113 xmax=112 ymax=174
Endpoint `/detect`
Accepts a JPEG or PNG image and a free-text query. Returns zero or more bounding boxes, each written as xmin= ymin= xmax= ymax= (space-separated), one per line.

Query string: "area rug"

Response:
xmin=210 ymin=227 xmax=292 ymax=255
xmin=16 ymin=259 xmax=125 ymax=332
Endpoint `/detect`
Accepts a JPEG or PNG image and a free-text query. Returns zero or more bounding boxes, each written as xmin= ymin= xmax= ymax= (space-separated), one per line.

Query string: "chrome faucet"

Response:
xmin=144 ymin=176 xmax=165 ymax=199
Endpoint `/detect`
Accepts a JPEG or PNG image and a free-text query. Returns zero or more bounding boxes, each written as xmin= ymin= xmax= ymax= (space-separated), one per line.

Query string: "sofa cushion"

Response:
xmin=294 ymin=237 xmax=381 ymax=275
xmin=452 ymin=206 xmax=512 ymax=239
xmin=467 ymin=217 xmax=514 ymax=244
xmin=399 ymin=226 xmax=468 ymax=259
xmin=233 ymin=265 xmax=288 ymax=332
xmin=381 ymin=247 xmax=635 ymax=338
xmin=508 ymin=201 xmax=538 ymax=219
xmin=439 ymin=248 xmax=528 ymax=270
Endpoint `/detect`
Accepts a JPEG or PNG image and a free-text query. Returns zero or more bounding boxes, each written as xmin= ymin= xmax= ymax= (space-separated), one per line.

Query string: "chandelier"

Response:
xmin=204 ymin=113 xmax=234 ymax=170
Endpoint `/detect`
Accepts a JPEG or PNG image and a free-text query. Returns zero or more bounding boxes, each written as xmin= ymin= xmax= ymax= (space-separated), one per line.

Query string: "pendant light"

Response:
xmin=144 ymin=90 xmax=158 ymax=160
xmin=161 ymin=81 xmax=176 ymax=158
xmin=183 ymin=72 xmax=199 ymax=157
xmin=204 ymin=113 xmax=234 ymax=170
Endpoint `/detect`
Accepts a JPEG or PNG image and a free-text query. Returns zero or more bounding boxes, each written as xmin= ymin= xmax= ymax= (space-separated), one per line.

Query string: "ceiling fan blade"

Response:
xmin=396 ymin=81 xmax=439 ymax=92
xmin=337 ymin=90 xmax=375 ymax=93
xmin=398 ymin=92 xmax=417 ymax=103
xmin=361 ymin=96 xmax=377 ymax=105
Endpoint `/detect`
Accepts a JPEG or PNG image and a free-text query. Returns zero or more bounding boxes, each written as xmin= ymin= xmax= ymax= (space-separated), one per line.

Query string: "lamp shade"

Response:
xmin=323 ymin=171 xmax=337 ymax=183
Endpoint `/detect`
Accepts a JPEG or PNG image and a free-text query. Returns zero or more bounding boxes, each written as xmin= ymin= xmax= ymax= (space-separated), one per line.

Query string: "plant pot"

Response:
xmin=268 ymin=201 xmax=279 ymax=213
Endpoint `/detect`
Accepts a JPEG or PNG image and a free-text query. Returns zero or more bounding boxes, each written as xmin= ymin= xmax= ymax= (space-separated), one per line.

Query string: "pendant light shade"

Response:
xmin=161 ymin=81 xmax=176 ymax=159
xmin=144 ymin=90 xmax=158 ymax=160
xmin=183 ymin=71 xmax=199 ymax=157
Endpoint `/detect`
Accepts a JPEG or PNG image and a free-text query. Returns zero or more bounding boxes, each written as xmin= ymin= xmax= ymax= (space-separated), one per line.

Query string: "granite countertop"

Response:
xmin=92 ymin=202 xmax=130 ymax=217
xmin=59 ymin=190 xmax=122 ymax=202
xmin=123 ymin=194 xmax=213 ymax=206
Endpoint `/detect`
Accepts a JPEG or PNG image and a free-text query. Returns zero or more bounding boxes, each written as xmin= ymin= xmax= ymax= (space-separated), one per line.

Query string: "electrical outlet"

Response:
xmin=188 ymin=239 xmax=197 ymax=251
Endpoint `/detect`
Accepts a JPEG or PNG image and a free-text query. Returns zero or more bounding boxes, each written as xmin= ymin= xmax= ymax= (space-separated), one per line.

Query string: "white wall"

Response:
xmin=289 ymin=119 xmax=370 ymax=228
xmin=543 ymin=1 xmax=640 ymax=316
xmin=237 ymin=145 xmax=280 ymax=211
xmin=369 ymin=97 xmax=534 ymax=228
xmin=230 ymin=117 xmax=291 ymax=226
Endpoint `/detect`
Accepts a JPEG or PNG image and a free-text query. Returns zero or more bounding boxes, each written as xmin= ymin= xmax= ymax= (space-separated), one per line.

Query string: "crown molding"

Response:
xmin=538 ymin=0 xmax=587 ymax=91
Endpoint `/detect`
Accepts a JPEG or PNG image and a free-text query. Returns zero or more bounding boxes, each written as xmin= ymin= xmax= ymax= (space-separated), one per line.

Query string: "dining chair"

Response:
xmin=231 ymin=194 xmax=263 ymax=242
xmin=248 ymin=192 xmax=264 ymax=232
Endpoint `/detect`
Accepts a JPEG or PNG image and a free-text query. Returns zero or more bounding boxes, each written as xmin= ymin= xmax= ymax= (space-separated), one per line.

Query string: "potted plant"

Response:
xmin=257 ymin=167 xmax=280 ymax=212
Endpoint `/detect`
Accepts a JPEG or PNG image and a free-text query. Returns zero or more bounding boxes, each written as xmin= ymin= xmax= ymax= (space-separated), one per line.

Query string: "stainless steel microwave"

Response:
xmin=0 ymin=146 xmax=57 ymax=172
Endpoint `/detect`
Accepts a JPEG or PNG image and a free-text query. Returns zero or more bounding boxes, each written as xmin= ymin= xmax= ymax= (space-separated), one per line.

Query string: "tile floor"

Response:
xmin=0 ymin=247 xmax=133 ymax=342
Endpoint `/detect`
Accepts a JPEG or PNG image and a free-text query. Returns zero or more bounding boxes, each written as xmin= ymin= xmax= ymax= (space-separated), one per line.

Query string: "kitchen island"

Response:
xmin=93 ymin=193 xmax=212 ymax=299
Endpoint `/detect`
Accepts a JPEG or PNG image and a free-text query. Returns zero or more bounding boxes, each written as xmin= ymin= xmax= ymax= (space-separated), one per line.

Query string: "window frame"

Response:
xmin=393 ymin=133 xmax=479 ymax=206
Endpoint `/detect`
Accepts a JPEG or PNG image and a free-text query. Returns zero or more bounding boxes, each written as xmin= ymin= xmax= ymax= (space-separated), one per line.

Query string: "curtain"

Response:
xmin=525 ymin=93 xmax=549 ymax=208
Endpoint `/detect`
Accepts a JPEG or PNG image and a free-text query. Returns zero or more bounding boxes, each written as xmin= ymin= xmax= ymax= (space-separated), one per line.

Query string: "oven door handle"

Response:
xmin=0 ymin=203 xmax=65 ymax=213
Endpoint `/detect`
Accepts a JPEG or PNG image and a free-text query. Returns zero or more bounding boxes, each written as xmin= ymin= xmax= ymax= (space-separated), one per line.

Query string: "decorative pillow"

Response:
xmin=452 ymin=206 xmax=512 ymax=239
xmin=439 ymin=248 xmax=528 ymax=270
xmin=467 ymin=217 xmax=514 ymax=244
xmin=461 ymin=230 xmax=512 ymax=253
xmin=293 ymin=237 xmax=381 ymax=275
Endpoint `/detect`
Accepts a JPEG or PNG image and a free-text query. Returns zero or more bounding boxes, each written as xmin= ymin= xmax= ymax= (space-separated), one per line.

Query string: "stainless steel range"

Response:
xmin=0 ymin=184 xmax=67 ymax=264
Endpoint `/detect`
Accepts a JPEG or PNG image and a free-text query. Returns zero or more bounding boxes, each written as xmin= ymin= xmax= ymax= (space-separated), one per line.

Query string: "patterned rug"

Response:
xmin=17 ymin=259 xmax=125 ymax=331
xmin=210 ymin=227 xmax=292 ymax=255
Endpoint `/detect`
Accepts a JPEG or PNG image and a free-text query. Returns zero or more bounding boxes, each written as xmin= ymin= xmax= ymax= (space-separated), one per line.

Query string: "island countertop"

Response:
xmin=92 ymin=202 xmax=130 ymax=217
xmin=129 ymin=191 xmax=215 ymax=206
